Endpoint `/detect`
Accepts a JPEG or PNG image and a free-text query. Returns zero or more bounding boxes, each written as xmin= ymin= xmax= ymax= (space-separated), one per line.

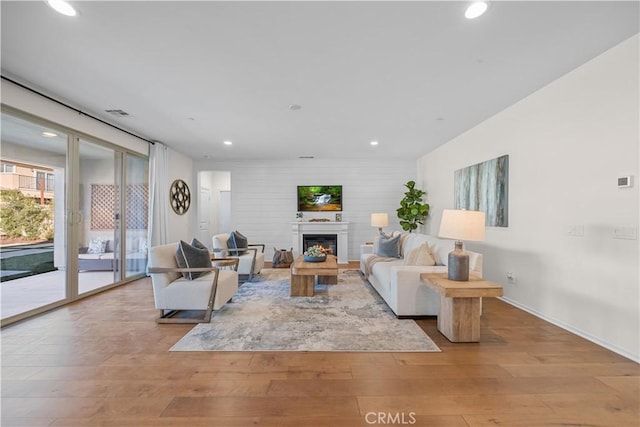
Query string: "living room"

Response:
xmin=1 ymin=1 xmax=638 ymax=425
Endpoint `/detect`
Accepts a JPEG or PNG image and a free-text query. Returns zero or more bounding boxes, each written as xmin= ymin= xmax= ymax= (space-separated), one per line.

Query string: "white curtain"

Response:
xmin=147 ymin=142 xmax=169 ymax=248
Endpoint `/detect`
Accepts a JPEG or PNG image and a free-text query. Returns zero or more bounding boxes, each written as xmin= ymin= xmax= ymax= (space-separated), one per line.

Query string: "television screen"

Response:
xmin=297 ymin=185 xmax=342 ymax=212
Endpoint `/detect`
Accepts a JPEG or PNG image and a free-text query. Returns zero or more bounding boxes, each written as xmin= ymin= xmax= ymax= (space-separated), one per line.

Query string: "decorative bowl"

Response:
xmin=304 ymin=254 xmax=327 ymax=263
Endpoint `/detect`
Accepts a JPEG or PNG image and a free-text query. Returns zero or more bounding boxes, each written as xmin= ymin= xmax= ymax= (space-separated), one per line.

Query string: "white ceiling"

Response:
xmin=1 ymin=1 xmax=638 ymax=162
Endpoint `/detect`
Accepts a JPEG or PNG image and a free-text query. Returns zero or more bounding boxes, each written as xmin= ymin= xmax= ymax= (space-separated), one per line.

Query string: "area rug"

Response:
xmin=170 ymin=269 xmax=440 ymax=352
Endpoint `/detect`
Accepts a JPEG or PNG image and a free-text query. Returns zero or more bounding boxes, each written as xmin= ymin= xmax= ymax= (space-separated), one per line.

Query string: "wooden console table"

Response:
xmin=421 ymin=273 xmax=503 ymax=342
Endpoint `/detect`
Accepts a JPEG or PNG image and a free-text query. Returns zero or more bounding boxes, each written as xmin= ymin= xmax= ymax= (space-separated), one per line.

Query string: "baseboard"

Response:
xmin=499 ymin=296 xmax=639 ymax=363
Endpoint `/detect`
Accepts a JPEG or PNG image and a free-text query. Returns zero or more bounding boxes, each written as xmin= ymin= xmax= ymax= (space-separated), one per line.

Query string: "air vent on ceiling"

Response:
xmin=299 ymin=156 xmax=315 ymax=159
xmin=105 ymin=109 xmax=130 ymax=117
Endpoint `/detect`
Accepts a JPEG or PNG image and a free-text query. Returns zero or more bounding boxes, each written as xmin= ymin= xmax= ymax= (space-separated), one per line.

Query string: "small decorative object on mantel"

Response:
xmin=170 ymin=179 xmax=191 ymax=215
xmin=295 ymin=212 xmax=303 ymax=221
xmin=309 ymin=218 xmax=331 ymax=222
xmin=335 ymin=213 xmax=342 ymax=222
xmin=304 ymin=245 xmax=327 ymax=262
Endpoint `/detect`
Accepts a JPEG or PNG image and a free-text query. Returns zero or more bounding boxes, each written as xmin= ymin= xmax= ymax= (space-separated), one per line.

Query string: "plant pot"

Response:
xmin=304 ymin=255 xmax=327 ymax=263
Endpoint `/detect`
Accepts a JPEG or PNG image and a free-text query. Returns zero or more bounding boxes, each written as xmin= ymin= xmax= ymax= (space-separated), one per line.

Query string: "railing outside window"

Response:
xmin=18 ymin=175 xmax=55 ymax=192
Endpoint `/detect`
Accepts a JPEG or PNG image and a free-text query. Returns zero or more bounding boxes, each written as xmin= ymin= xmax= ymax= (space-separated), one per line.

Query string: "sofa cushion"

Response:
xmin=87 ymin=238 xmax=107 ymax=254
xmin=191 ymin=238 xmax=208 ymax=251
xmin=227 ymin=230 xmax=248 ymax=255
xmin=213 ymin=233 xmax=230 ymax=250
xmin=175 ymin=240 xmax=211 ymax=280
xmin=405 ymin=243 xmax=436 ymax=266
xmin=377 ymin=234 xmax=401 ymax=258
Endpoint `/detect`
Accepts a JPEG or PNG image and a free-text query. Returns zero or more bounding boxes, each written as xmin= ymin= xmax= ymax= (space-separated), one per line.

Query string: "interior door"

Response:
xmin=198 ymin=187 xmax=211 ymax=245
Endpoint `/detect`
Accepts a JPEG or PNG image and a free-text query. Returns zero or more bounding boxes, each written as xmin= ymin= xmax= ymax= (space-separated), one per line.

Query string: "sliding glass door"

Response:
xmin=0 ymin=109 xmax=149 ymax=324
xmin=0 ymin=113 xmax=68 ymax=318
xmin=78 ymin=139 xmax=118 ymax=294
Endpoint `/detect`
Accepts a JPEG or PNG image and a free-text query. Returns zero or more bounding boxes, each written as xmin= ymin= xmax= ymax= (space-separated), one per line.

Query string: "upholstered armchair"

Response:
xmin=212 ymin=232 xmax=265 ymax=281
xmin=148 ymin=242 xmax=239 ymax=323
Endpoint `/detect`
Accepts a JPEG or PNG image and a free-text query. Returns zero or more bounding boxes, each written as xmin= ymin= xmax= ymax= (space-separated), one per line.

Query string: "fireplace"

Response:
xmin=303 ymin=234 xmax=337 ymax=256
xmin=291 ymin=221 xmax=349 ymax=264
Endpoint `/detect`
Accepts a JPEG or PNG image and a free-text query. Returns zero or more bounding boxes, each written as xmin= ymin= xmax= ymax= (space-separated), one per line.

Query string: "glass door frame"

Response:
xmin=1 ymin=105 xmax=149 ymax=327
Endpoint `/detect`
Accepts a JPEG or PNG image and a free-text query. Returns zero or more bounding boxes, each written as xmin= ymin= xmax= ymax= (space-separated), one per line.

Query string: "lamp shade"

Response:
xmin=438 ymin=209 xmax=486 ymax=242
xmin=370 ymin=213 xmax=389 ymax=228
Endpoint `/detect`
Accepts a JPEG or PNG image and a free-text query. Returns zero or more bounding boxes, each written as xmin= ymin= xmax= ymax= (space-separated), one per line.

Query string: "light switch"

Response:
xmin=567 ymin=225 xmax=584 ymax=237
xmin=613 ymin=226 xmax=637 ymax=240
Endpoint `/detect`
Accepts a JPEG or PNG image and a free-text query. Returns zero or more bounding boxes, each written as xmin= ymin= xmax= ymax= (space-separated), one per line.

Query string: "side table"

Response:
xmin=421 ymin=273 xmax=503 ymax=342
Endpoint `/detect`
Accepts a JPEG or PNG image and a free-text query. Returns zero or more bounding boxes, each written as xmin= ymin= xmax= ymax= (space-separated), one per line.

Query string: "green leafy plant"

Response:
xmin=396 ymin=180 xmax=430 ymax=232
xmin=0 ymin=189 xmax=53 ymax=240
xmin=304 ymin=245 xmax=326 ymax=257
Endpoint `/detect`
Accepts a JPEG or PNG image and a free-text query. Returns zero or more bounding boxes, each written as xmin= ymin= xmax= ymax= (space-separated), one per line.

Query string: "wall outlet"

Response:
xmin=506 ymin=271 xmax=517 ymax=284
xmin=613 ymin=226 xmax=637 ymax=240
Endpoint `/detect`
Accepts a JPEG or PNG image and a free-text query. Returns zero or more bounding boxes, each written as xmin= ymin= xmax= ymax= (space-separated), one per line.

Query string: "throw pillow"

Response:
xmin=405 ymin=243 xmax=436 ymax=266
xmin=175 ymin=240 xmax=211 ymax=280
xmin=227 ymin=230 xmax=248 ymax=255
xmin=87 ymin=238 xmax=107 ymax=254
xmin=191 ymin=238 xmax=208 ymax=251
xmin=376 ymin=234 xmax=401 ymax=258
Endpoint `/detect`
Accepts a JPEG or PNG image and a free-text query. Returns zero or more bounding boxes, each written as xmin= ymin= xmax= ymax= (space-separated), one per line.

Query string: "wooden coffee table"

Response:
xmin=290 ymin=255 xmax=338 ymax=296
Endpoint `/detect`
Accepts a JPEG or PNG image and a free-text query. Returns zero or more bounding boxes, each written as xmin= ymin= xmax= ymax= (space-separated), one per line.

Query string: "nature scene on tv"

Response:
xmin=297 ymin=186 xmax=342 ymax=211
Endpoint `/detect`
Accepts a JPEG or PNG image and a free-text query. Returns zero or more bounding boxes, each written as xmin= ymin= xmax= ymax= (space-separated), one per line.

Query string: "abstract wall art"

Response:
xmin=454 ymin=155 xmax=509 ymax=227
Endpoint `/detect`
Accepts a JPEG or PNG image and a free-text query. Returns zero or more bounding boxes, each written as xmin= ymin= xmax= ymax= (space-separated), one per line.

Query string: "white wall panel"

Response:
xmin=195 ymin=159 xmax=416 ymax=261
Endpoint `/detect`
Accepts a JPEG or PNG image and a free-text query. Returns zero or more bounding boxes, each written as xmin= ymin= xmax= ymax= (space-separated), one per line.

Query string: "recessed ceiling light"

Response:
xmin=370 ymin=141 xmax=379 ymax=146
xmin=47 ymin=0 xmax=77 ymax=17
xmin=465 ymin=1 xmax=488 ymax=19
xmin=299 ymin=156 xmax=314 ymax=159
xmin=289 ymin=104 xmax=302 ymax=111
xmin=41 ymin=131 xmax=58 ymax=138
xmin=223 ymin=140 xmax=233 ymax=146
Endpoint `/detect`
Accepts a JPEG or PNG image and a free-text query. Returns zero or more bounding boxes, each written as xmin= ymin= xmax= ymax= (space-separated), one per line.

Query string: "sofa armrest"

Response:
xmin=360 ymin=243 xmax=374 ymax=255
xmin=468 ymin=250 xmax=483 ymax=278
xmin=248 ymin=243 xmax=265 ymax=253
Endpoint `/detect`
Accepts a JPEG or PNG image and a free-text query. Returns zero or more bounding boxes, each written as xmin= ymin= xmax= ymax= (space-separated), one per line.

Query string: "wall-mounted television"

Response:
xmin=297 ymin=185 xmax=343 ymax=212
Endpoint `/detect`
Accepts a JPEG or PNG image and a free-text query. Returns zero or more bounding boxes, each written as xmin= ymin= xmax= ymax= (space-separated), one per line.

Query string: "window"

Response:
xmin=1 ymin=163 xmax=15 ymax=173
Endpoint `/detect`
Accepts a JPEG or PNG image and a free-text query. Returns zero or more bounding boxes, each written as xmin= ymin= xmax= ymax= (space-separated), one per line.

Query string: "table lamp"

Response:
xmin=438 ymin=209 xmax=485 ymax=281
xmin=370 ymin=213 xmax=389 ymax=235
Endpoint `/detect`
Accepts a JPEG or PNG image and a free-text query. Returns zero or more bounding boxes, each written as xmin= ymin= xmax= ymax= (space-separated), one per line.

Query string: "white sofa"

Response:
xmin=360 ymin=232 xmax=483 ymax=317
xmin=212 ymin=233 xmax=265 ymax=281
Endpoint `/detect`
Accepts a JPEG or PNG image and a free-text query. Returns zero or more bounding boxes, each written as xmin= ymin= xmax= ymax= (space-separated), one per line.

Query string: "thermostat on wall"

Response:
xmin=618 ymin=176 xmax=633 ymax=188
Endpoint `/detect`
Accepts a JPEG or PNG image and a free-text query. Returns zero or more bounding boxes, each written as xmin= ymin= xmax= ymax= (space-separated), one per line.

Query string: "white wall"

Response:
xmin=194 ymin=159 xmax=416 ymax=261
xmin=418 ymin=35 xmax=639 ymax=361
xmin=166 ymin=148 xmax=195 ymax=244
xmin=1 ymin=80 xmax=148 ymax=156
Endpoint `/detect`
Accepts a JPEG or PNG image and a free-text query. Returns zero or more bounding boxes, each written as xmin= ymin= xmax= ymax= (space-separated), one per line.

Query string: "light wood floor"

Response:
xmin=1 ymin=269 xmax=638 ymax=426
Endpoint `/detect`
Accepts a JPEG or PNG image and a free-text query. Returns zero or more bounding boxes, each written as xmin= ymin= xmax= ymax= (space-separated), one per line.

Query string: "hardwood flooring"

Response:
xmin=1 ymin=269 xmax=638 ymax=426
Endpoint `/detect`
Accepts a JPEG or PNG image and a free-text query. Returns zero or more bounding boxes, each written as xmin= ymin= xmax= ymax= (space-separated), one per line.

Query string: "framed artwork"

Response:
xmin=454 ymin=155 xmax=509 ymax=227
xmin=170 ymin=179 xmax=191 ymax=215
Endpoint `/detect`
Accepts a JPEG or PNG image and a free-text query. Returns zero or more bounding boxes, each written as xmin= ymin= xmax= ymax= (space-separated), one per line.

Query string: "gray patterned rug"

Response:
xmin=170 ymin=269 xmax=440 ymax=352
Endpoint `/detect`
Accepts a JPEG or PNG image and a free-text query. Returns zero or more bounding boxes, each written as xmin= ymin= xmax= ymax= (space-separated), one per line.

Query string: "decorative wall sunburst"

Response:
xmin=170 ymin=179 xmax=191 ymax=215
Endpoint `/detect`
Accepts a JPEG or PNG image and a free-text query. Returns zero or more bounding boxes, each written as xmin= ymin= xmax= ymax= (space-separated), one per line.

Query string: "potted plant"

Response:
xmin=396 ymin=180 xmax=429 ymax=232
